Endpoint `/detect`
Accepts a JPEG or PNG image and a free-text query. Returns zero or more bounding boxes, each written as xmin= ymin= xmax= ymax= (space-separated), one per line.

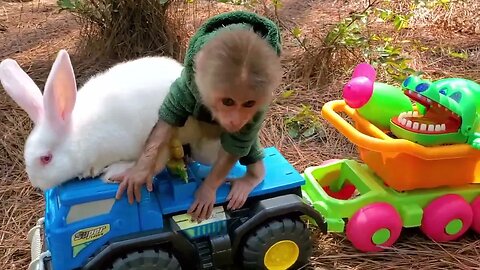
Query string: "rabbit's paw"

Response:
xmin=100 ymin=161 xmax=136 ymax=183
xmin=78 ymin=167 xmax=99 ymax=180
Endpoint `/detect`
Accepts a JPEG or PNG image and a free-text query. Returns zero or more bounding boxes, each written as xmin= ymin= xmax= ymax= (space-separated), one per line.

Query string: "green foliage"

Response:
xmin=55 ymin=0 xmax=183 ymax=60
xmin=284 ymin=105 xmax=324 ymax=140
xmin=279 ymin=0 xmax=460 ymax=139
xmin=57 ymin=0 xmax=84 ymax=11
xmin=324 ymin=15 xmax=367 ymax=48
xmin=370 ymin=35 xmax=416 ymax=82
xmin=375 ymin=8 xmax=412 ymax=30
xmin=271 ymin=0 xmax=283 ymax=8
xmin=57 ymin=0 xmax=171 ymax=13
xmin=447 ymin=50 xmax=468 ymax=59
xmin=281 ymin=89 xmax=295 ymax=99
xmin=217 ymin=0 xmax=258 ymax=8
xmin=308 ymin=0 xmax=457 ymax=83
xmin=415 ymin=0 xmax=452 ymax=8
xmin=321 ymin=2 xmax=422 ymax=83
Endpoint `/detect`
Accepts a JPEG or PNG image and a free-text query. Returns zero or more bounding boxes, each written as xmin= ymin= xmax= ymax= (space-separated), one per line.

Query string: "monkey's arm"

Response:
xmin=114 ymin=120 xmax=174 ymax=201
xmin=203 ymin=147 xmax=239 ymax=189
xmin=158 ymin=74 xmax=196 ymax=126
xmin=136 ymin=120 xmax=174 ymax=170
xmin=137 ymin=73 xmax=195 ymax=168
xmin=135 ymin=72 xmax=195 ymax=169
xmin=245 ymin=158 xmax=265 ymax=180
xmin=239 ymin=138 xmax=265 ymax=166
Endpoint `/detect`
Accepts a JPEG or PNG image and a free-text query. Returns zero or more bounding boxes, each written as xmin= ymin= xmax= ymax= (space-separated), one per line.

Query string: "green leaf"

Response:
xmin=377 ymin=8 xmax=393 ymax=21
xmin=292 ymin=27 xmax=302 ymax=38
xmin=57 ymin=0 xmax=76 ymax=9
xmin=403 ymin=68 xmax=417 ymax=75
xmin=383 ymin=36 xmax=393 ymax=42
xmin=281 ymin=89 xmax=295 ymax=98
xmin=370 ymin=34 xmax=381 ymax=41
xmin=412 ymin=70 xmax=425 ymax=76
xmin=287 ymin=126 xmax=299 ymax=139
xmin=393 ymin=15 xmax=409 ymax=30
xmin=302 ymin=126 xmax=316 ymax=137
xmin=272 ymin=0 xmax=283 ymax=8
xmin=448 ymin=51 xmax=468 ymax=59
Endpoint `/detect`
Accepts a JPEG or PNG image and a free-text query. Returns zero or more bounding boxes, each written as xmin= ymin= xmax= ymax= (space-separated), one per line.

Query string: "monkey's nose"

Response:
xmin=227 ymin=121 xmax=241 ymax=132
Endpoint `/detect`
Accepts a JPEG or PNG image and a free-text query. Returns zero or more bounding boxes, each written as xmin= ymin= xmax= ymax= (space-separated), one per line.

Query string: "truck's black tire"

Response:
xmin=241 ymin=217 xmax=312 ymax=270
xmin=109 ymin=249 xmax=181 ymax=270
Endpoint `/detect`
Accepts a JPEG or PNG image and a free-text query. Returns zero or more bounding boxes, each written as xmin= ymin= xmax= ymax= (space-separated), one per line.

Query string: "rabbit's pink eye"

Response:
xmin=40 ymin=154 xmax=52 ymax=165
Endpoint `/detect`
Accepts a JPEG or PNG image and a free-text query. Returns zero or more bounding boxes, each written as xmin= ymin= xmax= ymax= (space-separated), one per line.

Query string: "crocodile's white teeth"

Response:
xmin=397 ymin=118 xmax=449 ymax=134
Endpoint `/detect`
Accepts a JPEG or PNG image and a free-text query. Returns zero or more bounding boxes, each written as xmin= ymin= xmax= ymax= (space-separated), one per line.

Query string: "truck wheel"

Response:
xmin=346 ymin=202 xmax=403 ymax=252
xmin=472 ymin=196 xmax=480 ymax=234
xmin=241 ymin=217 xmax=312 ymax=270
xmin=110 ymin=249 xmax=181 ymax=270
xmin=420 ymin=194 xmax=473 ymax=242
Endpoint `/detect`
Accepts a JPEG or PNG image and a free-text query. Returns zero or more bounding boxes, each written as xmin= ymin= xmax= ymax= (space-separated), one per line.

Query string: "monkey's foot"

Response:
xmin=226 ymin=175 xmax=263 ymax=210
xmin=100 ymin=161 xmax=136 ymax=183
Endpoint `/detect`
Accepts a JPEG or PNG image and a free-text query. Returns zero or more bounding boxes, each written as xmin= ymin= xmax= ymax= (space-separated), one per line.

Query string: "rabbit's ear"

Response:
xmin=0 ymin=59 xmax=44 ymax=124
xmin=43 ymin=50 xmax=77 ymax=131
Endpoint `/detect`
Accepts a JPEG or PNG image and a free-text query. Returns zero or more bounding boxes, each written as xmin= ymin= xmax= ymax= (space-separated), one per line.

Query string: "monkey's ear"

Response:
xmin=193 ymin=49 xmax=206 ymax=71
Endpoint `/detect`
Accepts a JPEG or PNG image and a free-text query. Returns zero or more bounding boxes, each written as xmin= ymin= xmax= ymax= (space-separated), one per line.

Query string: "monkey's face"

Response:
xmin=205 ymin=91 xmax=269 ymax=133
xmin=193 ymin=29 xmax=281 ymax=133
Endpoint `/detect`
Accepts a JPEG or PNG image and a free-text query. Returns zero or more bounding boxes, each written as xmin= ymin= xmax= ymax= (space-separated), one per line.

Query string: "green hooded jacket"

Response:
xmin=158 ymin=11 xmax=282 ymax=165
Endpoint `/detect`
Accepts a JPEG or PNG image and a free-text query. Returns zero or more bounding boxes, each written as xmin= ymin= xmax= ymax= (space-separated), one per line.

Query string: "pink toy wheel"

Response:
xmin=420 ymin=194 xmax=473 ymax=242
xmin=346 ymin=202 xmax=403 ymax=252
xmin=471 ymin=196 xmax=480 ymax=234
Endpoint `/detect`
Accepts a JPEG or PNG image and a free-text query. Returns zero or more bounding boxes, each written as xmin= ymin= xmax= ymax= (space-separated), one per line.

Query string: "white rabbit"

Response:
xmin=0 ymin=49 xmax=185 ymax=191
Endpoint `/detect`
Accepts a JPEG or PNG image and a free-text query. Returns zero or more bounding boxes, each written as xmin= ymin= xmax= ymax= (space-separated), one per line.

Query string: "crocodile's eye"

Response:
xmin=402 ymin=76 xmax=412 ymax=87
xmin=415 ymin=83 xmax=430 ymax=92
xmin=449 ymin=91 xmax=462 ymax=103
xmin=439 ymin=88 xmax=447 ymax=95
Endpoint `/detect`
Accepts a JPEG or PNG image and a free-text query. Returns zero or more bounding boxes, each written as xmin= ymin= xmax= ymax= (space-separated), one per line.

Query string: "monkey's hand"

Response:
xmin=188 ymin=181 xmax=217 ymax=222
xmin=112 ymin=161 xmax=155 ymax=204
xmin=226 ymin=176 xmax=258 ymax=210
xmin=113 ymin=120 xmax=174 ymax=203
xmin=188 ymin=147 xmax=238 ymax=222
xmin=226 ymin=160 xmax=265 ymax=210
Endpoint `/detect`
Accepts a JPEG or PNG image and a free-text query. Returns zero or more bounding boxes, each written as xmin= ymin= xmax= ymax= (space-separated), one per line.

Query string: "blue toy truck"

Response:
xmin=27 ymin=147 xmax=325 ymax=270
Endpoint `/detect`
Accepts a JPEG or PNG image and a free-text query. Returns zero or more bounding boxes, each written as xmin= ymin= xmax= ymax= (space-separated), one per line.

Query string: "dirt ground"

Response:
xmin=1 ymin=0 xmax=479 ymax=269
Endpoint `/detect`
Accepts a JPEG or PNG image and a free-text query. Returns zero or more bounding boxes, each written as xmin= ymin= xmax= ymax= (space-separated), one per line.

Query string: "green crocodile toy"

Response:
xmin=390 ymin=75 xmax=480 ymax=148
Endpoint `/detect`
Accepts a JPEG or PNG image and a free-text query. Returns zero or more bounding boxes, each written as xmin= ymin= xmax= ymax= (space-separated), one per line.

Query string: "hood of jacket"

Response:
xmin=181 ymin=10 xmax=282 ymax=97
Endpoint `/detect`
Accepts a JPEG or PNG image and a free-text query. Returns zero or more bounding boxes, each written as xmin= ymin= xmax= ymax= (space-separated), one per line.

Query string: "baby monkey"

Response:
xmin=113 ymin=23 xmax=283 ymax=222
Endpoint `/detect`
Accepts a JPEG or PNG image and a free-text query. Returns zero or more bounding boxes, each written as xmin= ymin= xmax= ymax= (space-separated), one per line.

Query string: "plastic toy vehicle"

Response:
xmin=301 ymin=100 xmax=480 ymax=252
xmin=27 ymin=147 xmax=325 ymax=270
xmin=391 ymin=75 xmax=480 ymax=149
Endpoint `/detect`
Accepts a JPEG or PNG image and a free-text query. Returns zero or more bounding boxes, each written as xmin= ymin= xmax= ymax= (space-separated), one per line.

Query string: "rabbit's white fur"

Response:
xmin=0 ymin=50 xmax=185 ymax=190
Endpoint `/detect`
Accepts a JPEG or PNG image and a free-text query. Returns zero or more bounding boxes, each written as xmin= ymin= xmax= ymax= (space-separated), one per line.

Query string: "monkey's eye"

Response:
xmin=242 ymin=100 xmax=256 ymax=108
xmin=222 ymin=98 xmax=235 ymax=106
